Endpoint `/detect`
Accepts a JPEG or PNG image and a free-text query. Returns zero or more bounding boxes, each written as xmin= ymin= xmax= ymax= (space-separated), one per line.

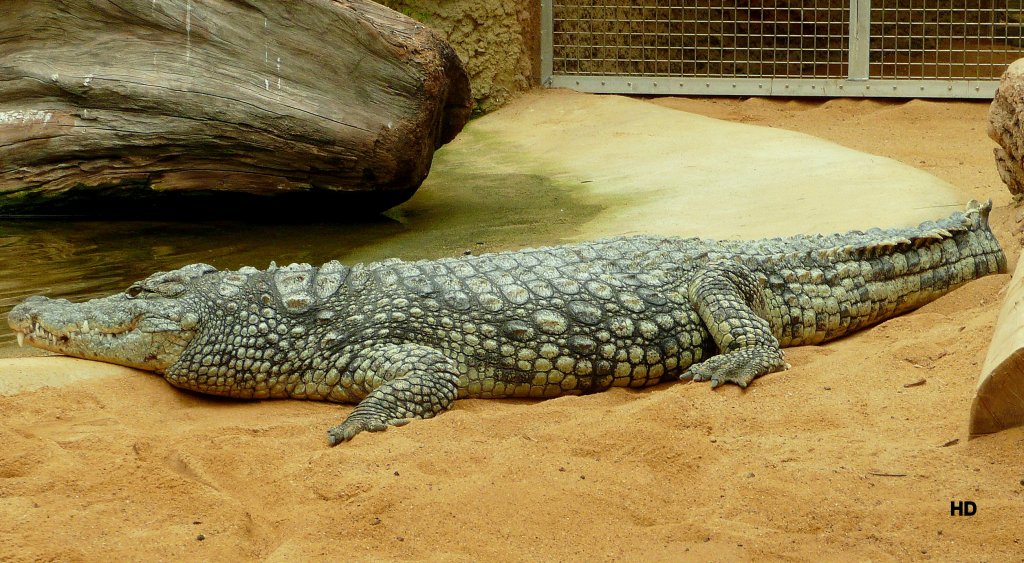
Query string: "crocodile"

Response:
xmin=8 ymin=201 xmax=1006 ymax=445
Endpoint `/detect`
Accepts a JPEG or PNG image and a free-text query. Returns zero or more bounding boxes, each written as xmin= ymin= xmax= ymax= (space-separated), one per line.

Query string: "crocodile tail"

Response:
xmin=905 ymin=199 xmax=993 ymax=247
xmin=787 ymin=200 xmax=1007 ymax=346
xmin=854 ymin=198 xmax=1006 ymax=281
xmin=959 ymin=198 xmax=994 ymax=235
xmin=933 ymin=199 xmax=1005 ymax=273
xmin=970 ymin=198 xmax=1008 ymax=274
xmin=967 ymin=198 xmax=993 ymax=221
xmin=815 ymin=200 xmax=1003 ymax=265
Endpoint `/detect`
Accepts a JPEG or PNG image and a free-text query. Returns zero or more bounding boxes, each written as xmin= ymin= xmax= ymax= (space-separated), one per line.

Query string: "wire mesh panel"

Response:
xmin=541 ymin=0 xmax=1024 ymax=97
xmin=870 ymin=1 xmax=1024 ymax=80
xmin=552 ymin=1 xmax=849 ymax=78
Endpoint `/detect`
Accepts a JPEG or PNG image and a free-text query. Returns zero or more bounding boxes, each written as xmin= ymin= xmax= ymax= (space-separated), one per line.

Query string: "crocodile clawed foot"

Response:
xmin=326 ymin=415 xmax=410 ymax=446
xmin=681 ymin=347 xmax=788 ymax=390
xmin=683 ymin=355 xmax=756 ymax=389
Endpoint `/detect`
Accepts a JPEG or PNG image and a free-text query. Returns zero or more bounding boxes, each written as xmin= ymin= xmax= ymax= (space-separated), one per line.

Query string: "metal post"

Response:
xmin=540 ymin=0 xmax=554 ymax=86
xmin=848 ymin=0 xmax=871 ymax=80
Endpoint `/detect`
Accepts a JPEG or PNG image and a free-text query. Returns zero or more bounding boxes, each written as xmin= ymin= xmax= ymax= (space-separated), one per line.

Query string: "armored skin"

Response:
xmin=8 ymin=201 xmax=1006 ymax=445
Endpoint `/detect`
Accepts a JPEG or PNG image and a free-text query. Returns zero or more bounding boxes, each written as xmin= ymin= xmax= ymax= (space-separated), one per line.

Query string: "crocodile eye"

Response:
xmin=126 ymin=286 xmax=143 ymax=298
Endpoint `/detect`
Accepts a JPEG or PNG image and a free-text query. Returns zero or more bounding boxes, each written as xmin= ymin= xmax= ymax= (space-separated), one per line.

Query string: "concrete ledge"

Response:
xmin=454 ymin=90 xmax=964 ymax=240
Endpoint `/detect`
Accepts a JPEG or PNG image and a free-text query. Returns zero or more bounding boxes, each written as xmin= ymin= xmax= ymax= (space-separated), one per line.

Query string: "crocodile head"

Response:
xmin=7 ymin=264 xmax=217 ymax=372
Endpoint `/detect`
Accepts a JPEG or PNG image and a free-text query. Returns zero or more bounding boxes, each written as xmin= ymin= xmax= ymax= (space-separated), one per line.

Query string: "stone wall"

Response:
xmin=378 ymin=0 xmax=540 ymax=114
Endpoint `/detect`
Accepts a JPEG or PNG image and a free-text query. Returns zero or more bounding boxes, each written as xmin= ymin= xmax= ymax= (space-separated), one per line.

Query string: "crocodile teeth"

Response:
xmin=16 ymin=332 xmax=24 ymax=347
xmin=82 ymin=320 xmax=89 ymax=333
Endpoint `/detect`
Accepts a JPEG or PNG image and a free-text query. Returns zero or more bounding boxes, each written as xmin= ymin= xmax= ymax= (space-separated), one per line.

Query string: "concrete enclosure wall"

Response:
xmin=378 ymin=0 xmax=540 ymax=114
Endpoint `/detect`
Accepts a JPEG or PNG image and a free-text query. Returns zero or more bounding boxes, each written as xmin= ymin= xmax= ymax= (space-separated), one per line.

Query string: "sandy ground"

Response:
xmin=3 ymin=94 xmax=1024 ymax=561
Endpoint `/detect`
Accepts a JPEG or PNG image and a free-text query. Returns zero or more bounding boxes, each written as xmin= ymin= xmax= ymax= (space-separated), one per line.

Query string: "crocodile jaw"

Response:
xmin=7 ymin=294 xmax=194 ymax=372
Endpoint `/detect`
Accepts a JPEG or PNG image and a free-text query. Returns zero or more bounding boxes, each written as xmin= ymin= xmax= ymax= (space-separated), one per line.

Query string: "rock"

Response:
xmin=989 ymin=58 xmax=1024 ymax=199
xmin=0 ymin=0 xmax=471 ymax=217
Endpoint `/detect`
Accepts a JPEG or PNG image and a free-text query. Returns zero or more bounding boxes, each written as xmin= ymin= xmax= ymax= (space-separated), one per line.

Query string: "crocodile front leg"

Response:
xmin=327 ymin=343 xmax=459 ymax=445
xmin=684 ymin=260 xmax=789 ymax=388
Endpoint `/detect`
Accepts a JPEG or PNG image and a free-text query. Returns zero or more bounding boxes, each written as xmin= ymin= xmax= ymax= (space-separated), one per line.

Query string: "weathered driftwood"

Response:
xmin=0 ymin=0 xmax=471 ymax=216
xmin=989 ymin=59 xmax=1024 ymax=200
xmin=970 ymin=256 xmax=1024 ymax=437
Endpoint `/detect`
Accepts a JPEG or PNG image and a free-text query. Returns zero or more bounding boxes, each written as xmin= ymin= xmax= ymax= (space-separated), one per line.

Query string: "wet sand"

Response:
xmin=1 ymin=92 xmax=1022 ymax=560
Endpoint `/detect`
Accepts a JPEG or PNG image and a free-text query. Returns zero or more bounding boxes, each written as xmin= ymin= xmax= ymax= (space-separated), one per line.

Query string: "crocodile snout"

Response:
xmin=8 ymin=298 xmax=39 ymax=329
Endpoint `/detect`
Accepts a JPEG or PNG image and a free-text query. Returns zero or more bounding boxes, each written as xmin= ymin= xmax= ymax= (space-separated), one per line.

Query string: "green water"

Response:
xmin=0 ymin=164 xmax=601 ymax=357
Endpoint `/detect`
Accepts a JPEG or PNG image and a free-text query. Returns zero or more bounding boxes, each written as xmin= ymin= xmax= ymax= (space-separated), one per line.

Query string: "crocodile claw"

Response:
xmin=681 ymin=347 xmax=788 ymax=390
xmin=326 ymin=416 xmax=409 ymax=446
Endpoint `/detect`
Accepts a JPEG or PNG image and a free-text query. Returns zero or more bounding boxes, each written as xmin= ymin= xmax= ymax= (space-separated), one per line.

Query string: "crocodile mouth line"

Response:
xmin=14 ymin=319 xmax=136 ymax=349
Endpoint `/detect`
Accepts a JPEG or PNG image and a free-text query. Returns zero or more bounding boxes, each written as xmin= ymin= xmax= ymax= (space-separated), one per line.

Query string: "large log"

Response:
xmin=0 ymin=0 xmax=471 ymax=216
xmin=970 ymin=255 xmax=1024 ymax=437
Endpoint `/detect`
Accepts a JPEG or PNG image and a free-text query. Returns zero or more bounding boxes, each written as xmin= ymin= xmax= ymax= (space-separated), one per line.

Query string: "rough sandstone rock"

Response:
xmin=377 ymin=0 xmax=539 ymax=113
xmin=989 ymin=58 xmax=1024 ymax=199
xmin=0 ymin=0 xmax=471 ymax=216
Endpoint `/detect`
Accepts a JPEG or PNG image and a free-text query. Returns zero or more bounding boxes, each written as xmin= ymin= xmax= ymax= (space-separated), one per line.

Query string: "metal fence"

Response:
xmin=540 ymin=1 xmax=1024 ymax=98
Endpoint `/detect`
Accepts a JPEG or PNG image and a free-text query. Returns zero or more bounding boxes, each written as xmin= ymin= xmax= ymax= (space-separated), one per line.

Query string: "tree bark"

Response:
xmin=970 ymin=256 xmax=1024 ymax=437
xmin=0 ymin=0 xmax=471 ymax=216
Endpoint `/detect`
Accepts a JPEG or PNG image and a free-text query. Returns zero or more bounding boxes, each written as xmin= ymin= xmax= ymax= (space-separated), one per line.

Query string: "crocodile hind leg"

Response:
xmin=683 ymin=260 xmax=789 ymax=388
xmin=327 ymin=344 xmax=460 ymax=445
